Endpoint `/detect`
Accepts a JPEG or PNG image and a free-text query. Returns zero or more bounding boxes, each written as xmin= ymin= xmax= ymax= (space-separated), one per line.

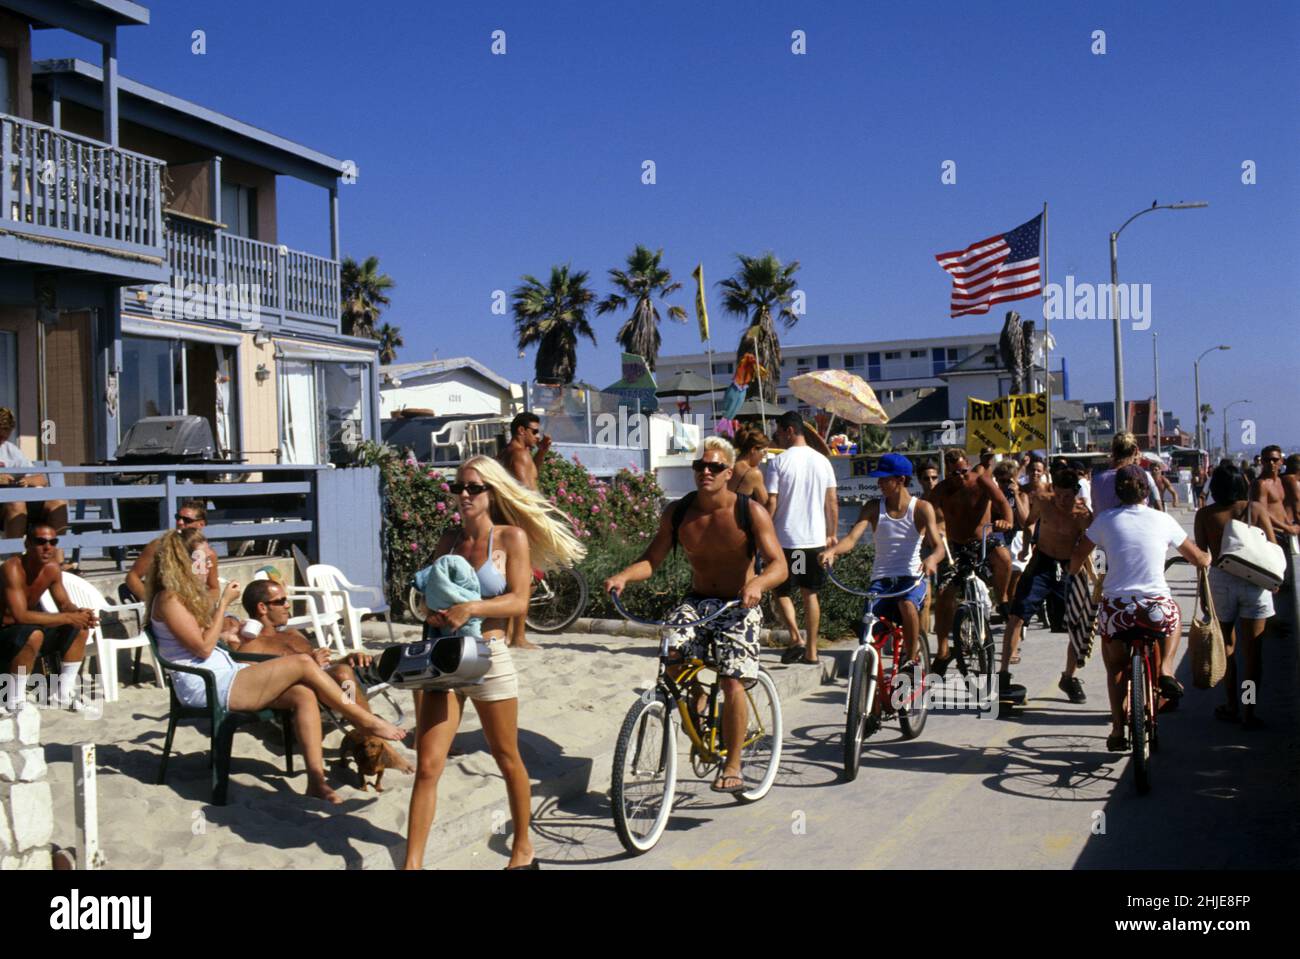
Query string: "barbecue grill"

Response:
xmin=114 ymin=415 xmax=219 ymax=463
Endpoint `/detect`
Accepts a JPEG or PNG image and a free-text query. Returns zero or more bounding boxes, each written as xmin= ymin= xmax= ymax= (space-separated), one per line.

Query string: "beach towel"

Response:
xmin=1065 ymin=561 xmax=1101 ymax=668
xmin=413 ymin=554 xmax=483 ymax=638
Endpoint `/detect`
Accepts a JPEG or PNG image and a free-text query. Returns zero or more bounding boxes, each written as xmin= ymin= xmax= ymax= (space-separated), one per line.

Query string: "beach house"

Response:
xmin=1 ymin=0 xmax=379 ymax=470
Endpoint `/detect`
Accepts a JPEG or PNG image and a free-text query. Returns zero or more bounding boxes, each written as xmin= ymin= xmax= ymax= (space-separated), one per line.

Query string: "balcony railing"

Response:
xmin=137 ymin=212 xmax=341 ymax=330
xmin=1 ymin=113 xmax=165 ymax=256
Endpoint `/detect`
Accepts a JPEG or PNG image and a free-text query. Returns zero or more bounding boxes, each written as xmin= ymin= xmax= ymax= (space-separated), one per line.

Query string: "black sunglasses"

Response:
xmin=449 ymin=482 xmax=491 ymax=496
xmin=266 ymin=597 xmax=290 ymax=607
xmin=691 ymin=460 xmax=729 ymax=475
xmin=175 ymin=513 xmax=201 ymax=524
xmin=28 ymin=536 xmax=58 ymax=546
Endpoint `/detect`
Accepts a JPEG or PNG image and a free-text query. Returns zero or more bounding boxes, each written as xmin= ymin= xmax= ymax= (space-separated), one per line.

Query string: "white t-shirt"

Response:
xmin=0 ymin=439 xmax=33 ymax=470
xmin=1087 ymin=505 xmax=1187 ymax=598
xmin=766 ymin=444 xmax=837 ymax=549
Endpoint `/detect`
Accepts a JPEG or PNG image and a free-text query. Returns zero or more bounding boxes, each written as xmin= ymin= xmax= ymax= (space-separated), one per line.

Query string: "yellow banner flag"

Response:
xmin=965 ymin=391 xmax=1049 ymax=454
xmin=693 ymin=263 xmax=709 ymax=342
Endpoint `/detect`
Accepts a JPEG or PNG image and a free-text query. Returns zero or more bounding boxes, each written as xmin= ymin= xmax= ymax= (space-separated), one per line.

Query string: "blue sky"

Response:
xmin=38 ymin=0 xmax=1300 ymax=446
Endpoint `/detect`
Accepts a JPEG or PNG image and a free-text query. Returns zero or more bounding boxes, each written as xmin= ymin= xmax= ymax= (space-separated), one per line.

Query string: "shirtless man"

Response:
xmin=1283 ymin=454 xmax=1300 ymax=530
xmin=1150 ymin=462 xmax=1179 ymax=508
xmin=125 ymin=500 xmax=218 ymax=601
xmin=1 ymin=523 xmax=94 ymax=712
xmin=929 ymin=450 xmax=1013 ymax=674
xmin=604 ymin=437 xmax=786 ymax=794
xmin=235 ymin=579 xmax=413 ymax=772
xmin=498 ymin=412 xmax=551 ymax=650
xmin=1251 ymin=446 xmax=1300 ymax=537
xmin=999 ymin=468 xmax=1093 ymax=701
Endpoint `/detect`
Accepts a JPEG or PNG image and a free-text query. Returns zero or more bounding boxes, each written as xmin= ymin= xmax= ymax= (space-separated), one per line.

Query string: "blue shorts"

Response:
xmin=1009 ymin=553 xmax=1069 ymax=621
xmin=869 ymin=576 xmax=928 ymax=624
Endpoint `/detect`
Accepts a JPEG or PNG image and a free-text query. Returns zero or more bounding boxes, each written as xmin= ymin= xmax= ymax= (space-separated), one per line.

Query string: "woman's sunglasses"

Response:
xmin=449 ymin=482 xmax=491 ymax=496
xmin=691 ymin=460 xmax=729 ymax=475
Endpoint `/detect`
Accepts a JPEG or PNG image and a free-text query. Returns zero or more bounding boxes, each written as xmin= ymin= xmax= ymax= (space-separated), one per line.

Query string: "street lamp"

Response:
xmin=1109 ymin=201 xmax=1208 ymax=435
xmin=1222 ymin=399 xmax=1251 ymax=459
xmin=1194 ymin=344 xmax=1230 ymax=453
xmin=1152 ymin=332 xmax=1161 ymax=455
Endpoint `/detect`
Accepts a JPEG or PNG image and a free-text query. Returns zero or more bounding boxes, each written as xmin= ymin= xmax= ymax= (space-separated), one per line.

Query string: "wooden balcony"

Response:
xmin=127 ymin=211 xmax=342 ymax=333
xmin=0 ymin=113 xmax=168 ymax=282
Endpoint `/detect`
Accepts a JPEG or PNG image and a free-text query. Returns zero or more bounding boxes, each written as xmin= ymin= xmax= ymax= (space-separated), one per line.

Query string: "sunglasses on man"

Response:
xmin=28 ymin=536 xmax=58 ymax=546
xmin=691 ymin=459 xmax=729 ymax=475
xmin=449 ymin=482 xmax=491 ymax=496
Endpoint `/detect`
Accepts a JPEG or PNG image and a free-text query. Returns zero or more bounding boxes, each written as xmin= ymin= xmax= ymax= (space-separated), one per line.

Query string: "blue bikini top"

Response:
xmin=468 ymin=526 xmax=508 ymax=599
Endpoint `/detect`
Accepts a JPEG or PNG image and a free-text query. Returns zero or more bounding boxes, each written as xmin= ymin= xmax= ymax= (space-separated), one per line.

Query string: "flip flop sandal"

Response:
xmin=1158 ymin=675 xmax=1185 ymax=700
xmin=780 ymin=644 xmax=807 ymax=665
xmin=1106 ymin=731 xmax=1128 ymax=752
xmin=711 ymin=773 xmax=747 ymax=794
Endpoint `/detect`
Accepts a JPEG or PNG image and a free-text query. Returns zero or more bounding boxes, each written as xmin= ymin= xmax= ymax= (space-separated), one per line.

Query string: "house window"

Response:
xmin=910 ymin=349 xmax=925 ymax=358
xmin=0 ymin=50 xmax=13 ymax=115
xmin=932 ymin=346 xmax=947 ymax=376
xmin=279 ymin=359 xmax=373 ymax=465
xmin=119 ymin=335 xmax=241 ymax=455
xmin=0 ymin=331 xmax=16 ymax=414
xmin=884 ymin=351 xmax=901 ymax=360
xmin=867 ymin=351 xmax=881 ymax=380
xmin=220 ymin=183 xmax=258 ymax=239
xmin=844 ymin=353 xmax=862 ymax=369
xmin=816 ymin=354 xmax=830 ymax=369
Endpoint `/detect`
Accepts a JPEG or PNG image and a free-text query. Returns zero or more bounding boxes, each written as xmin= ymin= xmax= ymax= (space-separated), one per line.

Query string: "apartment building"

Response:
xmin=0 ymin=1 xmax=377 ymax=469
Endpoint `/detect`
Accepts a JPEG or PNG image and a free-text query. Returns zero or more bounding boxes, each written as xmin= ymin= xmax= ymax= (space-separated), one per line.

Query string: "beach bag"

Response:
xmin=1188 ymin=568 xmax=1226 ymax=690
xmin=1216 ymin=513 xmax=1285 ymax=590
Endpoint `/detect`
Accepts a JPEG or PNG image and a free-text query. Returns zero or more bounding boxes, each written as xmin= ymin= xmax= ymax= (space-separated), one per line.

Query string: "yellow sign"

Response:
xmin=693 ymin=263 xmax=709 ymax=342
xmin=966 ymin=391 xmax=1048 ymax=454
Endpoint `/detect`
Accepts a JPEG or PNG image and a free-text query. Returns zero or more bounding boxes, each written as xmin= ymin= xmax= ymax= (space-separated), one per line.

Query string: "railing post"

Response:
xmin=1 ymin=117 xmax=11 ymax=221
xmin=585 ymin=389 xmax=593 ymax=445
xmin=160 ymin=472 xmax=177 ymax=531
xmin=276 ymin=244 xmax=287 ymax=326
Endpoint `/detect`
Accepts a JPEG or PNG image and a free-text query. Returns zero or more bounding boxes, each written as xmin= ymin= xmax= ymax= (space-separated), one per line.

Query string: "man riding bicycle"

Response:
xmin=604 ymin=437 xmax=787 ymax=794
xmin=821 ymin=454 xmax=945 ymax=663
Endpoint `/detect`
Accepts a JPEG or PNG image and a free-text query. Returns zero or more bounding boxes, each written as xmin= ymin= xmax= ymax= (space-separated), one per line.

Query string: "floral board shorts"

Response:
xmin=1098 ymin=594 xmax=1181 ymax=643
xmin=663 ymin=596 xmax=762 ymax=682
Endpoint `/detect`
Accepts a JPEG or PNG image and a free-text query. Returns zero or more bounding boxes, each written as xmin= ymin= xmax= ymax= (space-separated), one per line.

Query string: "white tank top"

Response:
xmin=872 ymin=496 xmax=923 ymax=578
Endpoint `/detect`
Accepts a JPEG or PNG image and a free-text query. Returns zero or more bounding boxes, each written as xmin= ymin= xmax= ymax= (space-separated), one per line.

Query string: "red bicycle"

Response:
xmin=825 ymin=569 xmax=930 ymax=782
xmin=1113 ymin=625 xmax=1162 ymax=794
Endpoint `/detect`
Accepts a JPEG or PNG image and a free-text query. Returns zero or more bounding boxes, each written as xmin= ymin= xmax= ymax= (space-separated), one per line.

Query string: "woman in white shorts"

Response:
xmin=404 ymin=456 xmax=584 ymax=870
xmin=1194 ymin=463 xmax=1278 ymax=730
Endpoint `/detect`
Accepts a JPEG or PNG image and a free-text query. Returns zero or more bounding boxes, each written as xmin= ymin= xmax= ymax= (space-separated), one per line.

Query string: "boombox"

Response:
xmin=375 ymin=634 xmax=492 ymax=691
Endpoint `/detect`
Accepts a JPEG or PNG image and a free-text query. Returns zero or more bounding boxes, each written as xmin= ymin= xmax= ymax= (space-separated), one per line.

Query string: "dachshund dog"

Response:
xmin=342 ymin=729 xmax=412 ymax=792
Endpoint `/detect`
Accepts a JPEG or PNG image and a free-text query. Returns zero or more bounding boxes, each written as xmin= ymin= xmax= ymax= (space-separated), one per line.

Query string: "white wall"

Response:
xmin=380 ymin=370 xmax=508 ymax=419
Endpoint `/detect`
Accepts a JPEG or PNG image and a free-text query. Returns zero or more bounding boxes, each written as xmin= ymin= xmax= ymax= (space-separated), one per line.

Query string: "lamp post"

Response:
xmin=1152 ymin=331 xmax=1161 ymax=455
xmin=1222 ymin=399 xmax=1251 ymax=459
xmin=1109 ymin=201 xmax=1208 ymax=435
xmin=1193 ymin=344 xmax=1230 ymax=454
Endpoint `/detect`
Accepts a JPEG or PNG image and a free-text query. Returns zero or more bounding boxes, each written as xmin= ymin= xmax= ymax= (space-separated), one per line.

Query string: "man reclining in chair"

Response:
xmin=231 ymin=579 xmax=412 ymax=774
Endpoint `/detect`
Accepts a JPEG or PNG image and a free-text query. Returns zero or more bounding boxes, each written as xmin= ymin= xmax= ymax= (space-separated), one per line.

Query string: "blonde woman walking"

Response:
xmin=404 ymin=456 xmax=585 ymax=870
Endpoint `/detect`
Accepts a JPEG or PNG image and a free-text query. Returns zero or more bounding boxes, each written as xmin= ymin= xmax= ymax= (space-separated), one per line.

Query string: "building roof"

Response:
xmin=22 ymin=0 xmax=149 ymax=30
xmin=885 ymin=387 xmax=950 ymax=426
xmin=32 ymin=58 xmax=345 ymax=184
xmin=380 ymin=357 xmax=514 ymax=394
xmin=658 ymin=331 xmax=1000 ymax=366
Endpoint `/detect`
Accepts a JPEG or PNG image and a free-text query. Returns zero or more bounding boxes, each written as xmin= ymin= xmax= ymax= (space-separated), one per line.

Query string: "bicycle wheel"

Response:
xmin=842 ymin=649 xmax=868 ymax=782
xmin=1129 ymin=652 xmax=1150 ymax=795
xmin=611 ymin=690 xmax=678 ymax=854
xmin=898 ymin=629 xmax=932 ymax=740
xmin=526 ymin=566 xmax=589 ymax=633
xmin=951 ymin=605 xmax=976 ymax=676
xmin=736 ymin=668 xmax=782 ymax=803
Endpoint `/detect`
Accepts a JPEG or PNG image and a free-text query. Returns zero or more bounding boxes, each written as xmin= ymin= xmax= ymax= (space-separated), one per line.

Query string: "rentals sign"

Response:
xmin=965 ymin=391 xmax=1048 ymax=454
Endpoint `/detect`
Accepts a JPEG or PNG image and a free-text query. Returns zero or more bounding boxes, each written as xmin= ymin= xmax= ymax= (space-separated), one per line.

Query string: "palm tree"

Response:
xmin=340 ymin=255 xmax=394 ymax=339
xmin=594 ymin=245 xmax=686 ymax=371
xmin=1199 ymin=403 xmax=1214 ymax=443
xmin=859 ymin=424 xmax=893 ymax=453
xmin=377 ymin=323 xmax=404 ymax=365
xmin=512 ymin=265 xmax=597 ymax=385
xmin=717 ymin=252 xmax=801 ymax=402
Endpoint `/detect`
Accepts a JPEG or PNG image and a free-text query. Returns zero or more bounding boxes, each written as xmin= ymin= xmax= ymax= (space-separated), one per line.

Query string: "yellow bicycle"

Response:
xmin=608 ymin=591 xmax=783 ymax=855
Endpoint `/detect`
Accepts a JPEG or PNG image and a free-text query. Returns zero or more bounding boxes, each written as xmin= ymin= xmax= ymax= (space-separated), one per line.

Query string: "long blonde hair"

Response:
xmin=146 ymin=527 xmax=213 ymax=628
xmin=460 ymin=455 xmax=586 ymax=570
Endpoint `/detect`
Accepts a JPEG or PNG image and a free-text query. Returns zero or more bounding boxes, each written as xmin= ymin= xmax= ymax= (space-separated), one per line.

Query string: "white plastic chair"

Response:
xmin=306 ymin=564 xmax=395 ymax=652
xmin=430 ymin=421 xmax=468 ymax=464
xmin=40 ymin=572 xmax=164 ymax=703
xmin=222 ymin=573 xmax=348 ymax=657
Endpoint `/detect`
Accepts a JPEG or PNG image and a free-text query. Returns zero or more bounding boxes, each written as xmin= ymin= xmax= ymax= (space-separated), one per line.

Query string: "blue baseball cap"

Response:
xmin=869 ymin=453 xmax=914 ymax=478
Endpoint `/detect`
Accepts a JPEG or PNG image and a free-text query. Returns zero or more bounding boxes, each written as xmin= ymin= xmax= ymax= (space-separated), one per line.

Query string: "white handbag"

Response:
xmin=1215 ymin=512 xmax=1286 ymax=590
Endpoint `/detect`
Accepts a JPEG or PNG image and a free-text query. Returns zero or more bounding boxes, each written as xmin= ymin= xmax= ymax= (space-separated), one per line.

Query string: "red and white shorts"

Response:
xmin=1098 ymin=594 xmax=1181 ymax=643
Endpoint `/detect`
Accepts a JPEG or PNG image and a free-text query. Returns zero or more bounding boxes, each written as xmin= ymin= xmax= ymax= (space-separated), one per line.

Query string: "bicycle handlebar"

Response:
xmin=824 ymin=566 xmax=924 ymax=600
xmin=608 ymin=589 xmax=741 ymax=629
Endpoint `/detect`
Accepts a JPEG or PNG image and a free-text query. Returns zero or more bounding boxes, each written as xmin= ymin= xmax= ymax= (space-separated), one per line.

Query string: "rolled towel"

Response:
xmin=413 ymin=554 xmax=483 ymax=638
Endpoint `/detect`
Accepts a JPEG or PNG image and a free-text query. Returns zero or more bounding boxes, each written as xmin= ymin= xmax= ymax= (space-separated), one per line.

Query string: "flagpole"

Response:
xmin=706 ymin=337 xmax=718 ymax=424
xmin=1042 ymin=201 xmax=1053 ymax=456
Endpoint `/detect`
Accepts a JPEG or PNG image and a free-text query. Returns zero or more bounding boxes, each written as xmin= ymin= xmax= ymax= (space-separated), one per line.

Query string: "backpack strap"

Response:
xmin=670 ymin=490 xmax=756 ymax=558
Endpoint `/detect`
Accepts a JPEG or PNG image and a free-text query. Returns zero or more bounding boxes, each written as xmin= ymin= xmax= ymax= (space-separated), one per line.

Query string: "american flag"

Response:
xmin=935 ymin=214 xmax=1043 ymax=317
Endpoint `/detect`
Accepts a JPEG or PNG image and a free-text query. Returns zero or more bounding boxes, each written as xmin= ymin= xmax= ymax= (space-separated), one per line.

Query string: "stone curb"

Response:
xmin=359 ymin=644 xmax=842 ymax=869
